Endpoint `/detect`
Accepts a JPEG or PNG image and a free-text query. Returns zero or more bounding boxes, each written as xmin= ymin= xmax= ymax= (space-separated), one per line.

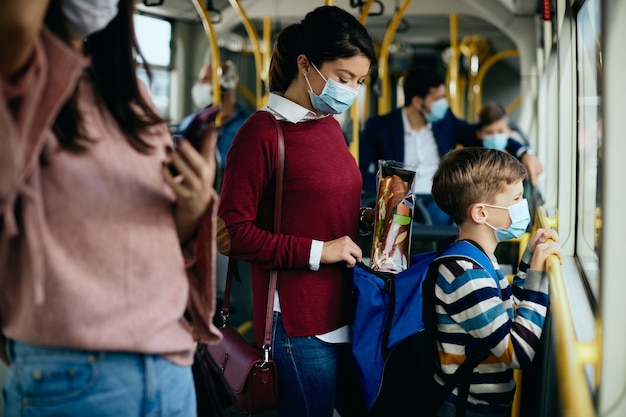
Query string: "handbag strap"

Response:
xmin=221 ymin=113 xmax=285 ymax=352
xmin=265 ymin=115 xmax=285 ymax=349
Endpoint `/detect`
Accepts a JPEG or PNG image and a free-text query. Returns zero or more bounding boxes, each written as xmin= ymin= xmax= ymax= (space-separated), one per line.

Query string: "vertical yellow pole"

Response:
xmin=261 ymin=16 xmax=271 ymax=106
xmin=448 ymin=13 xmax=461 ymax=118
xmin=191 ymin=0 xmax=222 ymax=125
xmin=377 ymin=0 xmax=412 ymax=115
xmin=228 ymin=0 xmax=263 ymax=109
xmin=349 ymin=0 xmax=377 ymax=163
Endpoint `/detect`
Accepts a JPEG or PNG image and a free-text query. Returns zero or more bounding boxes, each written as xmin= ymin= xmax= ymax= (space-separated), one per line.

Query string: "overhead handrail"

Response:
xmin=536 ymin=206 xmax=599 ymax=417
xmin=351 ymin=0 xmax=384 ymax=16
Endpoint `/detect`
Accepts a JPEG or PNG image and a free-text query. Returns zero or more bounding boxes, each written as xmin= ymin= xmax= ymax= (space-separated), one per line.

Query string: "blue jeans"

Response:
xmin=437 ymin=400 xmax=510 ymax=417
xmin=271 ymin=314 xmax=366 ymax=417
xmin=3 ymin=340 xmax=196 ymax=417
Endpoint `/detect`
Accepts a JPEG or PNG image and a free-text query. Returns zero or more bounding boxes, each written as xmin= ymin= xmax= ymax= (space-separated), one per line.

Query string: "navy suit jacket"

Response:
xmin=359 ymin=107 xmax=525 ymax=192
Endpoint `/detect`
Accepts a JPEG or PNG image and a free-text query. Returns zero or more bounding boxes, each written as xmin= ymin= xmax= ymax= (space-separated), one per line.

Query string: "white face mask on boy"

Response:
xmin=61 ymin=0 xmax=120 ymax=40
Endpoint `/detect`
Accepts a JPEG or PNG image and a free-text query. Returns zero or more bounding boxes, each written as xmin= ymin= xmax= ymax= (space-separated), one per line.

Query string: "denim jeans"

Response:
xmin=3 ymin=340 xmax=197 ymax=417
xmin=271 ymin=313 xmax=366 ymax=417
xmin=437 ymin=400 xmax=510 ymax=417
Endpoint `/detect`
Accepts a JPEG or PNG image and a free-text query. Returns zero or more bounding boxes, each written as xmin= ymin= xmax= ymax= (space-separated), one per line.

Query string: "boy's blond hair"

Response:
xmin=432 ymin=148 xmax=527 ymax=225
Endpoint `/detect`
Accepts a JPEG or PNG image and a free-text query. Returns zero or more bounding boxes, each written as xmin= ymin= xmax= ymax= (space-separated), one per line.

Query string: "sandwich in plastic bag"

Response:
xmin=370 ymin=160 xmax=416 ymax=273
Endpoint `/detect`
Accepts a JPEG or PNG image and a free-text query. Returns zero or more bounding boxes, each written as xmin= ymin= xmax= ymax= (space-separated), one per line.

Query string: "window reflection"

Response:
xmin=576 ymin=0 xmax=602 ymax=295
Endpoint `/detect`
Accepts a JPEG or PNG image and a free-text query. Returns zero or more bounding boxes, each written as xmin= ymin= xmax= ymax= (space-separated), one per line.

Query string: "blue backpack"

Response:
xmin=352 ymin=240 xmax=498 ymax=415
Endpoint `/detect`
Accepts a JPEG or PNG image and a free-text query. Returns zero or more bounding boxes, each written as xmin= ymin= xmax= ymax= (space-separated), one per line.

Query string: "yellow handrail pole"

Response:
xmin=536 ymin=205 xmax=597 ymax=416
xmin=358 ymin=0 xmax=376 ymax=21
xmin=593 ymin=315 xmax=602 ymax=386
xmin=191 ymin=0 xmax=222 ymax=125
xmin=228 ymin=0 xmax=264 ymax=109
xmin=236 ymin=84 xmax=256 ymax=110
xmin=261 ymin=16 xmax=271 ymax=106
xmin=349 ymin=0 xmax=376 ymax=162
xmin=377 ymin=0 xmax=412 ymax=115
xmin=506 ymin=95 xmax=521 ymax=116
xmin=506 ymin=230 xmax=530 ymax=417
xmin=536 ymin=205 xmax=558 ymax=230
xmin=448 ymin=14 xmax=460 ymax=117
xmin=547 ymin=256 xmax=597 ymax=417
xmin=325 ymin=0 xmax=334 ymax=5
xmin=473 ymin=49 xmax=519 ymax=114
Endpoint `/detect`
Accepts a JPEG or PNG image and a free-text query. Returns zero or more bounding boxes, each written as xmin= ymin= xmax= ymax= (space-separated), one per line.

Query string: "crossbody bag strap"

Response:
xmin=221 ymin=258 xmax=241 ymax=319
xmin=264 ymin=114 xmax=285 ymax=350
xmin=219 ymin=113 xmax=284 ymax=354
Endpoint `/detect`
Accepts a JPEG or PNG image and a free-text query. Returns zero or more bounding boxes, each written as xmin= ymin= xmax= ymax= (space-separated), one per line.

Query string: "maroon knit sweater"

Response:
xmin=217 ymin=111 xmax=362 ymax=346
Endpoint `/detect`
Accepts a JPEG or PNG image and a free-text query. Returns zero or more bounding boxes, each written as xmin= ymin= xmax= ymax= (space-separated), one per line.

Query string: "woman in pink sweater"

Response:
xmin=0 ymin=1 xmax=220 ymax=415
xmin=217 ymin=5 xmax=377 ymax=417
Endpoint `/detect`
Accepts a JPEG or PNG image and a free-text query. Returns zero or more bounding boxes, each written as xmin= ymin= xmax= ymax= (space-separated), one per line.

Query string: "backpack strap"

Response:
xmin=438 ymin=240 xmax=502 ymax=298
xmin=425 ymin=240 xmax=501 ymax=417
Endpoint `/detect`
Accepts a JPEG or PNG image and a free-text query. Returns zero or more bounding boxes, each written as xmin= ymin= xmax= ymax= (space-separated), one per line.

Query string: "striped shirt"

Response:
xmin=434 ymin=244 xmax=549 ymax=414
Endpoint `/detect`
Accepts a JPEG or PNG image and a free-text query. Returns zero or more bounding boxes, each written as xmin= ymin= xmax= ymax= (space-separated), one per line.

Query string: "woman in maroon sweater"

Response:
xmin=217 ymin=6 xmax=377 ymax=417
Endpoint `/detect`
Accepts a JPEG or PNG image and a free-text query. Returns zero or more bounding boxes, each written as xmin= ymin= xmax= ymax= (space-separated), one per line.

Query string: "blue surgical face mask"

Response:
xmin=484 ymin=198 xmax=531 ymax=242
xmin=482 ymin=133 xmax=509 ymax=151
xmin=305 ymin=63 xmax=360 ymax=114
xmin=425 ymin=98 xmax=449 ymax=124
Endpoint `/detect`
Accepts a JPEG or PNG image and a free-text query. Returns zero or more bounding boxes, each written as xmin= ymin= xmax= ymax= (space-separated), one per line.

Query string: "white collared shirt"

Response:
xmin=264 ymin=92 xmax=328 ymax=123
xmin=401 ymin=108 xmax=440 ymax=194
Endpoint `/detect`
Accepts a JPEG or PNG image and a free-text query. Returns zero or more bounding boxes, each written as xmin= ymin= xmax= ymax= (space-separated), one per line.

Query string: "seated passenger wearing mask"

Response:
xmin=359 ymin=67 xmax=539 ymax=225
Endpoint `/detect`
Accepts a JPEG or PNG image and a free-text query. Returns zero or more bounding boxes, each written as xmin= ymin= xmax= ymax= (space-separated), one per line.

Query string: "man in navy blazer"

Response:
xmin=359 ymin=68 xmax=538 ymax=225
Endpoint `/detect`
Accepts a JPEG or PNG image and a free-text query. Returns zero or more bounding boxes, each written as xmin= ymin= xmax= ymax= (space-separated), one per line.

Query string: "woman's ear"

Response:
xmin=296 ymin=54 xmax=310 ymax=75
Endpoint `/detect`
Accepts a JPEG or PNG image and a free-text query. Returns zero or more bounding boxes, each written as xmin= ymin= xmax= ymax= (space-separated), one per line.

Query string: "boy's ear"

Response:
xmin=468 ymin=203 xmax=488 ymax=224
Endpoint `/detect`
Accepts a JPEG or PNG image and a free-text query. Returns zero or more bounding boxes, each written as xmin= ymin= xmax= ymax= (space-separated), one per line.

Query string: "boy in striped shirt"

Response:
xmin=430 ymin=147 xmax=562 ymax=417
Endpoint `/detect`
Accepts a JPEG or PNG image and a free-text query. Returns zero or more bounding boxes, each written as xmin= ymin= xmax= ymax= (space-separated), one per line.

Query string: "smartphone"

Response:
xmin=176 ymin=103 xmax=221 ymax=151
xmin=169 ymin=104 xmax=221 ymax=175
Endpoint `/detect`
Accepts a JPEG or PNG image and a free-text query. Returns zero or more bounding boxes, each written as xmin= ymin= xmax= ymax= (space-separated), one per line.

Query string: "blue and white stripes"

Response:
xmin=433 ymin=245 xmax=549 ymax=413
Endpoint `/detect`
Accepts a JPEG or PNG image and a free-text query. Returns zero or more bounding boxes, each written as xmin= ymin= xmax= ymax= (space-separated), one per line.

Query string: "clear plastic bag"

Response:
xmin=370 ymin=160 xmax=416 ymax=273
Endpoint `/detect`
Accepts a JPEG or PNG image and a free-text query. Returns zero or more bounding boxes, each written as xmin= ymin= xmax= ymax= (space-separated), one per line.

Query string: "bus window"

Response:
xmin=134 ymin=13 xmax=172 ymax=117
xmin=576 ymin=0 xmax=602 ymax=298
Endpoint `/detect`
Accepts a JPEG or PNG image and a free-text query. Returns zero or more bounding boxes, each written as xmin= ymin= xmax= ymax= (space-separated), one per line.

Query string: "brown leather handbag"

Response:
xmin=207 ymin=114 xmax=284 ymax=416
xmin=206 ymin=322 xmax=276 ymax=416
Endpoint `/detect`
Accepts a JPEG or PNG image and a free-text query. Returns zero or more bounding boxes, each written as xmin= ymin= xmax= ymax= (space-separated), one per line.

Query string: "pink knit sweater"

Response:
xmin=0 ymin=29 xmax=220 ymax=365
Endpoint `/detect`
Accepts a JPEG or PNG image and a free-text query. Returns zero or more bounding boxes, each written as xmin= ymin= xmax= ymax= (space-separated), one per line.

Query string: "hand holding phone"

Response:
xmin=169 ymin=104 xmax=221 ymax=176
xmin=177 ymin=104 xmax=221 ymax=152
